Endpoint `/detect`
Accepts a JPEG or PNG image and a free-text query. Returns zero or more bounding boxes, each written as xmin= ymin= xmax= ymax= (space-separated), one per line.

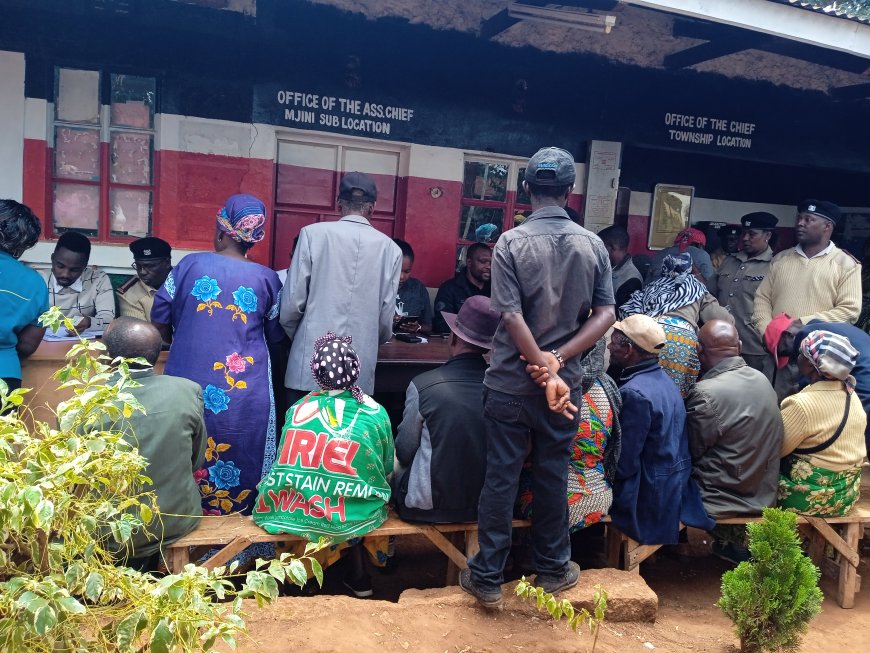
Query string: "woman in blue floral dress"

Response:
xmin=152 ymin=194 xmax=284 ymax=515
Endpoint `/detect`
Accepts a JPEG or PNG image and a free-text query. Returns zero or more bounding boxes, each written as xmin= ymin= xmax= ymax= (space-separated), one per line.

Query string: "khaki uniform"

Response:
xmin=709 ymin=248 xmax=774 ymax=378
xmin=116 ymin=276 xmax=158 ymax=321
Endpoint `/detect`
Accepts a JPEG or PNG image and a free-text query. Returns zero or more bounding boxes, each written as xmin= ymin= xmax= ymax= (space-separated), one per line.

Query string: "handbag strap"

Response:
xmin=794 ymin=391 xmax=852 ymax=455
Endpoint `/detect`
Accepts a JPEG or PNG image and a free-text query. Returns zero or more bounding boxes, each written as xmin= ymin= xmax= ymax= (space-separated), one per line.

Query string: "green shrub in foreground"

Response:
xmin=718 ymin=507 xmax=823 ymax=652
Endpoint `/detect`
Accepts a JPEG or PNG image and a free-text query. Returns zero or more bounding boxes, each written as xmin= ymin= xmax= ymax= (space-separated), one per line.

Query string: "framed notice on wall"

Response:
xmin=648 ymin=184 xmax=694 ymax=250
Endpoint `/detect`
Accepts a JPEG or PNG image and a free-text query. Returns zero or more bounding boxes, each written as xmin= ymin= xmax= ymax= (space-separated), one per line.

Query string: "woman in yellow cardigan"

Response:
xmin=778 ymin=330 xmax=867 ymax=516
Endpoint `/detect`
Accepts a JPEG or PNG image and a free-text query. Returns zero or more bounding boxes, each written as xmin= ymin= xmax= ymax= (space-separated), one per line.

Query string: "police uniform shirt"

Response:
xmin=709 ymin=247 xmax=773 ymax=358
xmin=117 ymin=277 xmax=158 ymax=321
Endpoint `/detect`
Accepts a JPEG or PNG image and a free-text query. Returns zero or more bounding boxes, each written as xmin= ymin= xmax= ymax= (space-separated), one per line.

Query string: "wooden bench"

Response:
xmin=165 ymin=512 xmax=531 ymax=585
xmin=605 ymin=495 xmax=870 ymax=609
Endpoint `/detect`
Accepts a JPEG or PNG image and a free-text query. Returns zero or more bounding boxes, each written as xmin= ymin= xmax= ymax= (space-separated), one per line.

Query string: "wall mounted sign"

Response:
xmin=274 ymin=89 xmax=415 ymax=137
xmin=664 ymin=112 xmax=755 ymax=151
xmin=649 ymin=183 xmax=694 ymax=250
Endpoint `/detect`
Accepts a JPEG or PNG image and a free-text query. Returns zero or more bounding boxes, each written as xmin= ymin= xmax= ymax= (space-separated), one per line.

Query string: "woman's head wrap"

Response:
xmin=661 ymin=252 xmax=693 ymax=281
xmin=216 ymin=194 xmax=266 ymax=245
xmin=674 ymin=227 xmax=706 ymax=252
xmin=799 ymin=330 xmax=858 ymax=391
xmin=309 ymin=331 xmax=364 ymax=402
xmin=620 ymin=252 xmax=705 ymax=319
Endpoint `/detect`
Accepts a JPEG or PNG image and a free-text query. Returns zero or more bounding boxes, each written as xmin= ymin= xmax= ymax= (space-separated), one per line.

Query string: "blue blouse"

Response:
xmin=0 ymin=252 xmax=49 ymax=379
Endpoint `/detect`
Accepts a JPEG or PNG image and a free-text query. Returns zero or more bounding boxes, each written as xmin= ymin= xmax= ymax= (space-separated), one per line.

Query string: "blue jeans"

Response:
xmin=468 ymin=387 xmax=580 ymax=591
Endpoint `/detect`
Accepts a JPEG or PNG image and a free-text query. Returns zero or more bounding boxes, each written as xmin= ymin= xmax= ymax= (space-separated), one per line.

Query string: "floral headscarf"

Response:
xmin=674 ymin=227 xmax=706 ymax=252
xmin=799 ymin=330 xmax=858 ymax=392
xmin=309 ymin=331 xmax=364 ymax=403
xmin=619 ymin=253 xmax=706 ymax=319
xmin=216 ymin=194 xmax=266 ymax=244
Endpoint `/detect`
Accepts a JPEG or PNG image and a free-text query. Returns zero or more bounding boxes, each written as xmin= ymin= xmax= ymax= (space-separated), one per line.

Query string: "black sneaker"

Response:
xmin=536 ymin=561 xmax=581 ymax=595
xmin=343 ymin=573 xmax=374 ymax=598
xmin=459 ymin=568 xmax=504 ymax=610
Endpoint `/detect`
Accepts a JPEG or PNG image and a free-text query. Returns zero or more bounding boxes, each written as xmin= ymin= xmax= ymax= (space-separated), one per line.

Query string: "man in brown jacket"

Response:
xmin=686 ymin=320 xmax=783 ymax=519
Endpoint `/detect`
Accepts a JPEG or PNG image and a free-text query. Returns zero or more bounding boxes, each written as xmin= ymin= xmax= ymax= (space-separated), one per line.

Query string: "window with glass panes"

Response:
xmin=456 ymin=157 xmax=531 ymax=271
xmin=51 ymin=67 xmax=156 ymax=241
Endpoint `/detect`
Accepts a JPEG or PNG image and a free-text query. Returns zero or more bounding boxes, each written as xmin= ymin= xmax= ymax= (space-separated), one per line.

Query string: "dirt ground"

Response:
xmin=228 ymin=534 xmax=870 ymax=653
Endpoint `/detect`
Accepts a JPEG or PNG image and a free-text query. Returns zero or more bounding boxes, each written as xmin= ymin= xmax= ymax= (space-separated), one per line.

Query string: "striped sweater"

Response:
xmin=752 ymin=245 xmax=861 ymax=337
xmin=780 ymin=380 xmax=867 ymax=472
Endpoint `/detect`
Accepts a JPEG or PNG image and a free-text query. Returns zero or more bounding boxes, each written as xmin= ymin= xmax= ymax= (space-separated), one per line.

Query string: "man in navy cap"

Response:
xmin=754 ymin=199 xmax=862 ymax=399
xmin=460 ymin=147 xmax=614 ymax=610
xmin=710 ymin=212 xmax=778 ymax=379
xmin=117 ymin=236 xmax=172 ymax=321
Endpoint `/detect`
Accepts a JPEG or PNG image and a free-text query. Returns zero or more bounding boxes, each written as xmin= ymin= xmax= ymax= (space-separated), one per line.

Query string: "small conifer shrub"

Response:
xmin=717 ymin=507 xmax=823 ymax=652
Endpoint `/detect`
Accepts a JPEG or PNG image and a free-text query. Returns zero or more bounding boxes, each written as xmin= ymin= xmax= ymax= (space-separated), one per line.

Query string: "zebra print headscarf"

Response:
xmin=619 ymin=253 xmax=706 ymax=319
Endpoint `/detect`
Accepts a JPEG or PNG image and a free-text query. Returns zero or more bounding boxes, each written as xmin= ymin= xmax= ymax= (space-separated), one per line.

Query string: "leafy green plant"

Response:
xmin=515 ymin=579 xmax=607 ymax=652
xmin=717 ymin=507 xmax=823 ymax=653
xmin=0 ymin=307 xmax=322 ymax=651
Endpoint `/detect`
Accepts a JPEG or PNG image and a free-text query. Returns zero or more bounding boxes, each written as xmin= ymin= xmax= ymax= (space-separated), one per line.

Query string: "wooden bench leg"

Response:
xmin=420 ymin=526 xmax=469 ymax=586
xmin=199 ymin=535 xmax=254 ymax=571
xmin=165 ymin=545 xmax=190 ymax=574
xmin=837 ymin=522 xmax=861 ymax=609
xmin=444 ymin=532 xmax=464 ymax=585
xmin=465 ymin=529 xmax=480 ymax=559
xmin=606 ymin=525 xmax=624 ymax=569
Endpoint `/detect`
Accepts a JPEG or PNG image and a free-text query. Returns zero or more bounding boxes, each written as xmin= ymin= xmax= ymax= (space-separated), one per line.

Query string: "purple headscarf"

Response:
xmin=216 ymin=194 xmax=266 ymax=244
xmin=309 ymin=331 xmax=364 ymax=403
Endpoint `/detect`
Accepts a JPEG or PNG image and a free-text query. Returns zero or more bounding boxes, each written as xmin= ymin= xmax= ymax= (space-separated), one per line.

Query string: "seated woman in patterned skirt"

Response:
xmin=778 ymin=330 xmax=867 ymax=517
xmin=620 ymin=252 xmax=731 ymax=398
xmin=516 ymin=340 xmax=622 ymax=533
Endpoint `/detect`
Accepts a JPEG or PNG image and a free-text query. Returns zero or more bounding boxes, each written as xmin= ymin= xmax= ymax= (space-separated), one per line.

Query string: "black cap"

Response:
xmin=524 ymin=147 xmax=576 ymax=187
xmin=718 ymin=224 xmax=741 ymax=238
xmin=130 ymin=236 xmax=171 ymax=260
xmin=741 ymin=212 xmax=778 ymax=230
xmin=339 ymin=171 xmax=378 ymax=202
xmin=797 ymin=199 xmax=840 ymax=225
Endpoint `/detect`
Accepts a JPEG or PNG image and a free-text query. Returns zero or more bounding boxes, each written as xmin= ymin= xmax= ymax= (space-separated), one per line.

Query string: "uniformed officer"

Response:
xmin=710 ymin=224 xmax=741 ymax=271
xmin=709 ymin=212 xmax=778 ymax=380
xmin=117 ymin=237 xmax=172 ymax=321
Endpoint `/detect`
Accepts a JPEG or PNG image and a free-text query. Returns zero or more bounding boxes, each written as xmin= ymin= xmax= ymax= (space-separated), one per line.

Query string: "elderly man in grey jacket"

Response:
xmin=280 ymin=172 xmax=402 ymax=403
xmin=686 ymin=319 xmax=783 ymax=519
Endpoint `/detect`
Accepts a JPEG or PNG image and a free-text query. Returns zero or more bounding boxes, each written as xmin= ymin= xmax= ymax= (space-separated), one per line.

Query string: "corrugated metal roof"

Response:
xmin=770 ymin=0 xmax=870 ymax=25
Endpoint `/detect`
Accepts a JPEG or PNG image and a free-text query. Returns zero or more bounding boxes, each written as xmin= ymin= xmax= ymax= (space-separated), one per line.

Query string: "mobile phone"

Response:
xmin=394 ymin=332 xmax=423 ymax=343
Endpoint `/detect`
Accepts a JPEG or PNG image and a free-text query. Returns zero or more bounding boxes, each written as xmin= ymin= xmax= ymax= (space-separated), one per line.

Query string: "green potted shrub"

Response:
xmin=717 ymin=507 xmax=823 ymax=652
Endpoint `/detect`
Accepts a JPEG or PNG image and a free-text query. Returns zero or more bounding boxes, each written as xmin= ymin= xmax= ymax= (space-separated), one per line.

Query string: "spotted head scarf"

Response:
xmin=799 ymin=330 xmax=858 ymax=392
xmin=674 ymin=227 xmax=706 ymax=252
xmin=309 ymin=331 xmax=364 ymax=402
xmin=216 ymin=194 xmax=267 ymax=244
xmin=619 ymin=253 xmax=706 ymax=319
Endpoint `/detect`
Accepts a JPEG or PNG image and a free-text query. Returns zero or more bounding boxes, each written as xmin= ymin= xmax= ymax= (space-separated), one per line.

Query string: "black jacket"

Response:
xmin=393 ymin=354 xmax=488 ymax=522
xmin=432 ymin=271 xmax=490 ymax=334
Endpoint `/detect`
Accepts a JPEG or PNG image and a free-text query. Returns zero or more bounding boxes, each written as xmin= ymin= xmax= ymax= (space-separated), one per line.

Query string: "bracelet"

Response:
xmin=549 ymin=349 xmax=565 ymax=368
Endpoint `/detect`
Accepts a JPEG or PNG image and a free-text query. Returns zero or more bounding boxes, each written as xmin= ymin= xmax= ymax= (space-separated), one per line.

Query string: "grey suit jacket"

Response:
xmin=280 ymin=215 xmax=402 ymax=394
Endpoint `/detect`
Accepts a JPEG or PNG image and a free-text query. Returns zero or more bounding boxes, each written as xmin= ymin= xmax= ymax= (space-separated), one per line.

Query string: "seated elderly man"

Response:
xmin=393 ymin=295 xmax=500 ymax=522
xmin=102 ymin=317 xmax=206 ymax=571
xmin=40 ymin=231 xmax=115 ymax=331
xmin=686 ymin=320 xmax=783 ymax=519
xmin=607 ymin=314 xmax=712 ymax=545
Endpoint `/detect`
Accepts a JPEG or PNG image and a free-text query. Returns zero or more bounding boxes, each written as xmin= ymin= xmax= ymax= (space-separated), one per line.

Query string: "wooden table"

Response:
xmin=374 ymin=337 xmax=451 ymax=392
xmin=20 ymin=337 xmax=450 ymax=422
